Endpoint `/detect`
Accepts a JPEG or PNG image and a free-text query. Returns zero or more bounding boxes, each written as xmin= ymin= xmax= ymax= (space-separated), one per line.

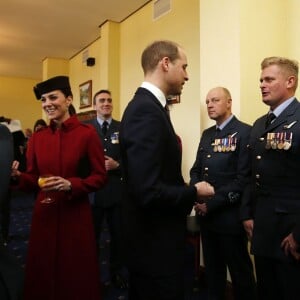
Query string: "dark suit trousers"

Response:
xmin=255 ymin=255 xmax=300 ymax=300
xmin=201 ymin=229 xmax=256 ymax=300
xmin=92 ymin=204 xmax=122 ymax=274
xmin=128 ymin=271 xmax=184 ymax=300
xmin=0 ymin=189 xmax=11 ymax=242
xmin=0 ymin=244 xmax=24 ymax=300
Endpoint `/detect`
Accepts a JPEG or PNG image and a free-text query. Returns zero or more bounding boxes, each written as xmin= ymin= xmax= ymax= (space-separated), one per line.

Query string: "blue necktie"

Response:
xmin=102 ymin=121 xmax=108 ymax=135
xmin=265 ymin=113 xmax=276 ymax=128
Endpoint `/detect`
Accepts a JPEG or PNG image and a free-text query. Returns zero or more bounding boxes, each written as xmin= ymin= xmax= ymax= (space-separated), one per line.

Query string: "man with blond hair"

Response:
xmin=241 ymin=56 xmax=300 ymax=300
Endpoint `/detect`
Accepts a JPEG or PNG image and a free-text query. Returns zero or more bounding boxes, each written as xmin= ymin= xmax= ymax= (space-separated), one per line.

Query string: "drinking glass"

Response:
xmin=38 ymin=174 xmax=55 ymax=204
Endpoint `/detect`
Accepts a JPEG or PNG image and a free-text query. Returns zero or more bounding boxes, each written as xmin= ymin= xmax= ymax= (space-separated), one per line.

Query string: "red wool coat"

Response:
xmin=17 ymin=116 xmax=107 ymax=300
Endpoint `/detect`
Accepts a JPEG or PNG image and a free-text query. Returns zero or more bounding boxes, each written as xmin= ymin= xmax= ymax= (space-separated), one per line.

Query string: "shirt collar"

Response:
xmin=217 ymin=114 xmax=234 ymax=130
xmin=97 ymin=117 xmax=112 ymax=126
xmin=141 ymin=81 xmax=166 ymax=108
xmin=271 ymin=97 xmax=295 ymax=117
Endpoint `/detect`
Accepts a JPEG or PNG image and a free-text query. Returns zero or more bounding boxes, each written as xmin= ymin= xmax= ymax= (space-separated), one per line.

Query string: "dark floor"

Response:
xmin=6 ymin=190 xmax=208 ymax=300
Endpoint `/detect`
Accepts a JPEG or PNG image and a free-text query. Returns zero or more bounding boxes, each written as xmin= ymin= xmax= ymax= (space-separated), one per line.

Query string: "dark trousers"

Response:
xmin=255 ymin=255 xmax=300 ymax=300
xmin=201 ymin=229 xmax=257 ymax=300
xmin=0 ymin=189 xmax=11 ymax=243
xmin=128 ymin=271 xmax=184 ymax=300
xmin=0 ymin=244 xmax=24 ymax=300
xmin=92 ymin=204 xmax=122 ymax=274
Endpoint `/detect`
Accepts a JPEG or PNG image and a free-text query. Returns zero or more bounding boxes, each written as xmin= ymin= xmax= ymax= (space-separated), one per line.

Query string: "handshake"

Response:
xmin=194 ymin=181 xmax=215 ymax=216
xmin=194 ymin=181 xmax=215 ymax=202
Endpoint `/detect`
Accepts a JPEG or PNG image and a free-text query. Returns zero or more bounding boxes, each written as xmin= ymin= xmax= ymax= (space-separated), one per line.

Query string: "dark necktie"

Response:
xmin=102 ymin=121 xmax=108 ymax=135
xmin=265 ymin=112 xmax=276 ymax=128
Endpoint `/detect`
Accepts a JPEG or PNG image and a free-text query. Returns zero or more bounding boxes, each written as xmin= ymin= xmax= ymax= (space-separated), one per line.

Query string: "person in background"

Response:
xmin=11 ymin=76 xmax=107 ymax=300
xmin=24 ymin=128 xmax=32 ymax=140
xmin=119 ymin=40 xmax=214 ymax=300
xmin=0 ymin=118 xmax=26 ymax=245
xmin=241 ymin=56 xmax=300 ymax=300
xmin=33 ymin=119 xmax=47 ymax=132
xmin=86 ymin=89 xmax=128 ymax=289
xmin=68 ymin=103 xmax=77 ymax=116
xmin=0 ymin=124 xmax=23 ymax=300
xmin=190 ymin=87 xmax=256 ymax=300
xmin=23 ymin=128 xmax=33 ymax=151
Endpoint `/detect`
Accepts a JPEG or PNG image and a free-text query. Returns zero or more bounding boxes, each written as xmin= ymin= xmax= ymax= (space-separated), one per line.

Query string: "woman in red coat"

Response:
xmin=11 ymin=76 xmax=107 ymax=300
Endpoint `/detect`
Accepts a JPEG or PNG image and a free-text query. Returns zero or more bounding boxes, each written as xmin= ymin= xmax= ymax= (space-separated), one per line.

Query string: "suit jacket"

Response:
xmin=86 ymin=118 xmax=122 ymax=207
xmin=190 ymin=116 xmax=251 ymax=234
xmin=119 ymin=87 xmax=197 ymax=276
xmin=0 ymin=125 xmax=13 ymax=204
xmin=0 ymin=124 xmax=23 ymax=300
xmin=241 ymin=98 xmax=300 ymax=260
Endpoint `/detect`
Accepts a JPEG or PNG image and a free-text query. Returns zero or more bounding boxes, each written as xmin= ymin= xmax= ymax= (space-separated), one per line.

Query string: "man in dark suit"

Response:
xmin=0 ymin=124 xmax=23 ymax=300
xmin=86 ymin=89 xmax=128 ymax=289
xmin=241 ymin=56 xmax=300 ymax=300
xmin=190 ymin=87 xmax=256 ymax=300
xmin=0 ymin=119 xmax=26 ymax=244
xmin=119 ymin=40 xmax=214 ymax=300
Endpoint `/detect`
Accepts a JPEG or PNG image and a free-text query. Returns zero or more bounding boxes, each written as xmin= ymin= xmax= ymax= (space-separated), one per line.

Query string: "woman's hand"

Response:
xmin=11 ymin=160 xmax=21 ymax=177
xmin=40 ymin=176 xmax=72 ymax=192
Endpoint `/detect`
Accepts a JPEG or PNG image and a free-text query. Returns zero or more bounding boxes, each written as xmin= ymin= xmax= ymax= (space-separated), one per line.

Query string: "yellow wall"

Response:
xmin=240 ymin=0 xmax=288 ymax=124
xmin=200 ymin=0 xmax=300 ymax=127
xmin=0 ymin=76 xmax=41 ymax=130
xmin=69 ymin=38 xmax=102 ymax=114
xmin=69 ymin=22 xmax=121 ymax=119
xmin=200 ymin=0 xmax=241 ymax=128
xmin=43 ymin=58 xmax=69 ymax=80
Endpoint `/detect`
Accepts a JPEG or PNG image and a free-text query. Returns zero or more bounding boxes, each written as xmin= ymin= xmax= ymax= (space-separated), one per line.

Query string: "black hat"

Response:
xmin=33 ymin=76 xmax=71 ymax=100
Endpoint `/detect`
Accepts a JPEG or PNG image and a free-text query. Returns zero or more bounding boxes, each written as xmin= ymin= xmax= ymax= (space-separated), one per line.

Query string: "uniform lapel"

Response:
xmin=263 ymin=99 xmax=299 ymax=134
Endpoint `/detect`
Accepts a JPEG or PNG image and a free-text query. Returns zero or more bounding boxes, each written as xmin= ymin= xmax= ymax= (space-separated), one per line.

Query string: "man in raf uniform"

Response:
xmin=241 ymin=56 xmax=300 ymax=300
xmin=190 ymin=87 xmax=256 ymax=300
xmin=86 ymin=89 xmax=128 ymax=289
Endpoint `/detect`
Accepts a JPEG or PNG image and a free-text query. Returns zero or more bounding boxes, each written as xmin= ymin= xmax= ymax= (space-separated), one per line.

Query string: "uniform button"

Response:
xmin=104 ymin=149 xmax=107 ymax=152
xmin=104 ymin=138 xmax=108 ymax=141
xmin=255 ymin=174 xmax=260 ymax=179
xmin=259 ymin=137 xmax=264 ymax=141
xmin=204 ymin=167 xmax=208 ymax=171
xmin=207 ymin=155 xmax=211 ymax=158
xmin=256 ymin=156 xmax=261 ymax=160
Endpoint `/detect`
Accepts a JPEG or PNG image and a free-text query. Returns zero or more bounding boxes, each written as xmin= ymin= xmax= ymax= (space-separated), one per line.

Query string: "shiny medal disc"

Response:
xmin=271 ymin=141 xmax=277 ymax=150
xmin=212 ymin=140 xmax=217 ymax=152
xmin=277 ymin=142 xmax=284 ymax=150
xmin=284 ymin=141 xmax=291 ymax=150
xmin=265 ymin=141 xmax=271 ymax=150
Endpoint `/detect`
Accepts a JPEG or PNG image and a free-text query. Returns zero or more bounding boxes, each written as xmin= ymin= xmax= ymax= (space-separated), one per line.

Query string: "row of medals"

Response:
xmin=265 ymin=132 xmax=293 ymax=150
xmin=111 ymin=132 xmax=119 ymax=144
xmin=212 ymin=137 xmax=237 ymax=152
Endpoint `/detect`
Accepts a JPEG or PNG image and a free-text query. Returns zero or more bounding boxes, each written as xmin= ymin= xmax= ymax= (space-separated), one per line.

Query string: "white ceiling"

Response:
xmin=0 ymin=0 xmax=151 ymax=79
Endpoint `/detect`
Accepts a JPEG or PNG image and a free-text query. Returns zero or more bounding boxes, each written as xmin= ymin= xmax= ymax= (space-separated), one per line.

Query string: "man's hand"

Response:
xmin=281 ymin=233 xmax=300 ymax=261
xmin=243 ymin=219 xmax=254 ymax=240
xmin=194 ymin=202 xmax=207 ymax=216
xmin=194 ymin=181 xmax=215 ymax=201
xmin=104 ymin=155 xmax=119 ymax=171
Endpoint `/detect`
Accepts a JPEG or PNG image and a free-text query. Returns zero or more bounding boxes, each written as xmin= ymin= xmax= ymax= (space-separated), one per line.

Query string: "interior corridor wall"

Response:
xmin=0 ymin=76 xmax=40 ymax=130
